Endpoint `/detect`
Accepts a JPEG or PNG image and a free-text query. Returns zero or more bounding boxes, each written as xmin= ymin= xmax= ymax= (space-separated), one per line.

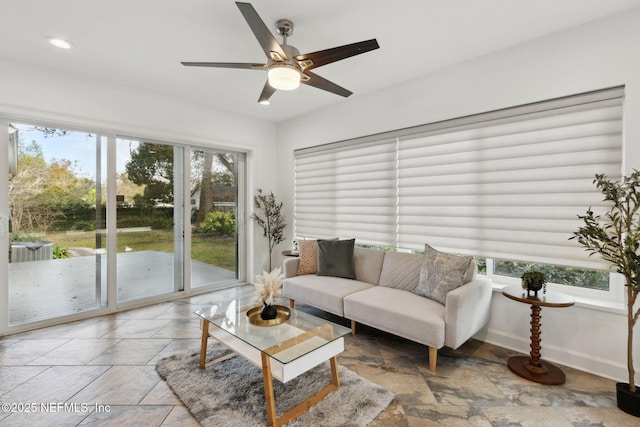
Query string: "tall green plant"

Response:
xmin=571 ymin=171 xmax=640 ymax=393
xmin=251 ymin=189 xmax=286 ymax=270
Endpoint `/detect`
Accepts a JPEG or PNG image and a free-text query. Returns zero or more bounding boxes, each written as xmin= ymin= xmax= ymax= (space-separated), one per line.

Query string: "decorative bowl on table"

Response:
xmin=246 ymin=305 xmax=291 ymax=327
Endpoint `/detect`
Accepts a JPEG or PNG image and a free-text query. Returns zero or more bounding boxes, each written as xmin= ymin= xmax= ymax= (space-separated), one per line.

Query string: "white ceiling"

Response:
xmin=2 ymin=0 xmax=640 ymax=123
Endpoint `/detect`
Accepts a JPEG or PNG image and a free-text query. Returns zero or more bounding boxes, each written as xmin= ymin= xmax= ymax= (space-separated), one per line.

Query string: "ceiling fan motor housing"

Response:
xmin=268 ymin=42 xmax=303 ymax=75
xmin=281 ymin=44 xmax=300 ymax=63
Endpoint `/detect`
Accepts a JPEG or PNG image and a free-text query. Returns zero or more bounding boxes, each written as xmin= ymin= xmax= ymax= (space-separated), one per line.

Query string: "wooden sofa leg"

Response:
xmin=350 ymin=320 xmax=356 ymax=336
xmin=288 ymin=299 xmax=295 ymax=308
xmin=429 ymin=347 xmax=437 ymax=373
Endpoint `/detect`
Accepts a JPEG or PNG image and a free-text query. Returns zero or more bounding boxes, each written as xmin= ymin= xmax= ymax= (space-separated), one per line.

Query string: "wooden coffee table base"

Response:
xmin=507 ymin=355 xmax=566 ymax=385
xmin=262 ymin=353 xmax=340 ymax=427
xmin=199 ymin=320 xmax=341 ymax=427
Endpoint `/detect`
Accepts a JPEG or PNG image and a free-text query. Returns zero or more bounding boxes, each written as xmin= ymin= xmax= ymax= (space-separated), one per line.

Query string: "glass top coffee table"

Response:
xmin=194 ymin=298 xmax=351 ymax=427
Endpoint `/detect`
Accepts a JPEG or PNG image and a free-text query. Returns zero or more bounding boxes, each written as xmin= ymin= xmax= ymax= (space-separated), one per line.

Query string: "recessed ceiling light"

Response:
xmin=47 ymin=38 xmax=74 ymax=49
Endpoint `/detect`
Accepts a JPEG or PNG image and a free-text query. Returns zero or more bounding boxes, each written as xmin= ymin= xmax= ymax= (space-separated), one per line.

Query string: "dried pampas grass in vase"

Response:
xmin=253 ymin=267 xmax=283 ymax=320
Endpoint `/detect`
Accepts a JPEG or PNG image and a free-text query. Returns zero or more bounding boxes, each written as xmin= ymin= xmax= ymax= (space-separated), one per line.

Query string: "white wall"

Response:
xmin=0 ymin=60 xmax=276 ymax=149
xmin=0 ymin=59 xmax=279 ymax=306
xmin=275 ymin=8 xmax=640 ymax=384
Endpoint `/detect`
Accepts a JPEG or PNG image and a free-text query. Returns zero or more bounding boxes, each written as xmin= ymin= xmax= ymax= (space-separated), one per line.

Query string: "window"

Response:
xmin=493 ymin=260 xmax=608 ymax=291
xmin=294 ymin=87 xmax=624 ymax=297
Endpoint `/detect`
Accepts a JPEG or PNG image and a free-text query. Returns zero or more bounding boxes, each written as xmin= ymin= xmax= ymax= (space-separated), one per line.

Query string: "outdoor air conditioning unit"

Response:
xmin=11 ymin=241 xmax=53 ymax=262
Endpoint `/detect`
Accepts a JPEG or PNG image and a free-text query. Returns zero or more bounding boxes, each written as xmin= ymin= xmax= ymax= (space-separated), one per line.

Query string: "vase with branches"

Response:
xmin=571 ymin=171 xmax=640 ymax=417
xmin=251 ymin=188 xmax=286 ymax=271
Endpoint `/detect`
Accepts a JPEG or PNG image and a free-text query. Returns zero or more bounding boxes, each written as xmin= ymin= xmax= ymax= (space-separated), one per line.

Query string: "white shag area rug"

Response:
xmin=156 ymin=343 xmax=394 ymax=427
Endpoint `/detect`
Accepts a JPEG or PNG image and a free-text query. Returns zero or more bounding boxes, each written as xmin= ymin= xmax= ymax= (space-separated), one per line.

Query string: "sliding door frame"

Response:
xmin=0 ymin=118 xmax=10 ymax=335
xmin=0 ymin=114 xmax=250 ymax=336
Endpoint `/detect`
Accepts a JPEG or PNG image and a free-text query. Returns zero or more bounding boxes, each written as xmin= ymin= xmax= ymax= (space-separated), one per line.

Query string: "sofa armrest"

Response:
xmin=444 ymin=277 xmax=492 ymax=349
xmin=283 ymin=257 xmax=300 ymax=279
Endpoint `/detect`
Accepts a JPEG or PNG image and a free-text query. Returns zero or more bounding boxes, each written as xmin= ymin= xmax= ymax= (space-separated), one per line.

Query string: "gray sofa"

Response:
xmin=283 ymin=246 xmax=493 ymax=372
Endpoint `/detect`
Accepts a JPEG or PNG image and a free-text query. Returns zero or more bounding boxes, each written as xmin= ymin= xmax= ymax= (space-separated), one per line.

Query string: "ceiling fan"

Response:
xmin=181 ymin=2 xmax=380 ymax=104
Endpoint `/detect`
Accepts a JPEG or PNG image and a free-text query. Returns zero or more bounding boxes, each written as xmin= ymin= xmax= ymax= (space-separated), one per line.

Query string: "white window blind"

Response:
xmin=294 ymin=86 xmax=623 ymax=270
xmin=294 ymin=138 xmax=397 ymax=245
xmin=397 ymin=88 xmax=623 ymax=269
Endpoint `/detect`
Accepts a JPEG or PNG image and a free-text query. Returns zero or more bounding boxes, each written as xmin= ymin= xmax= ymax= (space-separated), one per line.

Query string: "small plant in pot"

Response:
xmin=571 ymin=171 xmax=640 ymax=417
xmin=521 ymin=270 xmax=547 ymax=296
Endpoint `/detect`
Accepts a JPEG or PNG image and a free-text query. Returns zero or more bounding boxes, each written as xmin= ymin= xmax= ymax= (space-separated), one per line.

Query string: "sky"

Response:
xmin=12 ymin=123 xmax=233 ymax=184
xmin=14 ymin=123 xmax=136 ymax=179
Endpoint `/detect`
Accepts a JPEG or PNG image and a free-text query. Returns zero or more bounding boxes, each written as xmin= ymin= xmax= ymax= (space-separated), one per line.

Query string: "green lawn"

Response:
xmin=39 ymin=230 xmax=237 ymax=271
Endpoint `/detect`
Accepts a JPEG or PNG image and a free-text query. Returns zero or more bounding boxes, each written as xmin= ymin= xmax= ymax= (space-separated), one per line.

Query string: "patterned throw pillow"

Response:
xmin=296 ymin=240 xmax=319 ymax=275
xmin=412 ymin=243 xmax=472 ymax=305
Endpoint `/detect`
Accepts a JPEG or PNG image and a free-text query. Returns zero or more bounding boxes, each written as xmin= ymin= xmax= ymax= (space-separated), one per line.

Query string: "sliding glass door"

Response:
xmin=115 ymin=138 xmax=184 ymax=302
xmin=5 ymin=120 xmax=245 ymax=329
xmin=7 ymin=124 xmax=105 ymax=325
xmin=190 ymin=148 xmax=240 ymax=288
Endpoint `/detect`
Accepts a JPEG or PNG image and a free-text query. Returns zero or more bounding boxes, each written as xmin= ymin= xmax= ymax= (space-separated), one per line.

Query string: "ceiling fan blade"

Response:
xmin=302 ymin=71 xmax=352 ymax=98
xmin=235 ymin=2 xmax=288 ymax=60
xmin=295 ymin=39 xmax=379 ymax=70
xmin=181 ymin=62 xmax=265 ymax=70
xmin=258 ymin=81 xmax=276 ymax=103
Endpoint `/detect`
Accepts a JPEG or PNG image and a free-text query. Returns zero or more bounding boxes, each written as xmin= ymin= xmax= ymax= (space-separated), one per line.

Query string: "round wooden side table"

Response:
xmin=502 ymin=285 xmax=575 ymax=385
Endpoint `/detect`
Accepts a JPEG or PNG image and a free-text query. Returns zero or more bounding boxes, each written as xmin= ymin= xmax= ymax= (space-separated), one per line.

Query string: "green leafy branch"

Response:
xmin=571 ymin=171 xmax=640 ymax=392
xmin=251 ymin=189 xmax=286 ymax=271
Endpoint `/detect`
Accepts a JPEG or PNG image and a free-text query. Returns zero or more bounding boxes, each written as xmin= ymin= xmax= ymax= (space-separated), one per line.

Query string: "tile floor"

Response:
xmin=0 ymin=285 xmax=637 ymax=426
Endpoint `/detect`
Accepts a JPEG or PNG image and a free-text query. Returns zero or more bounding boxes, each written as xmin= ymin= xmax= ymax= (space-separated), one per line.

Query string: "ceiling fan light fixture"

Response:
xmin=267 ymin=64 xmax=301 ymax=91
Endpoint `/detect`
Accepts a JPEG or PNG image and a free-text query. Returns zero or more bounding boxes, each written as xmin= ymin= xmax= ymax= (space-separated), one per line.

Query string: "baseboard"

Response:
xmin=479 ymin=328 xmax=632 ymax=384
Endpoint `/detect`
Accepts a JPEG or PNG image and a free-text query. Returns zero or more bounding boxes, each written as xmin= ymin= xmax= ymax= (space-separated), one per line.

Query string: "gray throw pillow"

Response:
xmin=412 ymin=243 xmax=472 ymax=304
xmin=317 ymin=239 xmax=356 ymax=279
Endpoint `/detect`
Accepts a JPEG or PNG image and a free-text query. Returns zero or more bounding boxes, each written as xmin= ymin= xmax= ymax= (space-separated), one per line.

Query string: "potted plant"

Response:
xmin=571 ymin=171 xmax=640 ymax=417
xmin=521 ymin=270 xmax=547 ymax=296
xmin=251 ymin=188 xmax=286 ymax=271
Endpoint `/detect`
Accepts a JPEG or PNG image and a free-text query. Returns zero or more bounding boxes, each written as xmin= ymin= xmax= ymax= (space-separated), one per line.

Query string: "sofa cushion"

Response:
xmin=378 ymin=251 xmax=423 ymax=290
xmin=344 ymin=286 xmax=446 ymax=348
xmin=412 ymin=244 xmax=472 ymax=304
xmin=296 ymin=239 xmax=319 ymax=275
xmin=353 ymin=247 xmax=386 ymax=285
xmin=317 ymin=239 xmax=356 ymax=279
xmin=283 ymin=275 xmax=373 ymax=316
